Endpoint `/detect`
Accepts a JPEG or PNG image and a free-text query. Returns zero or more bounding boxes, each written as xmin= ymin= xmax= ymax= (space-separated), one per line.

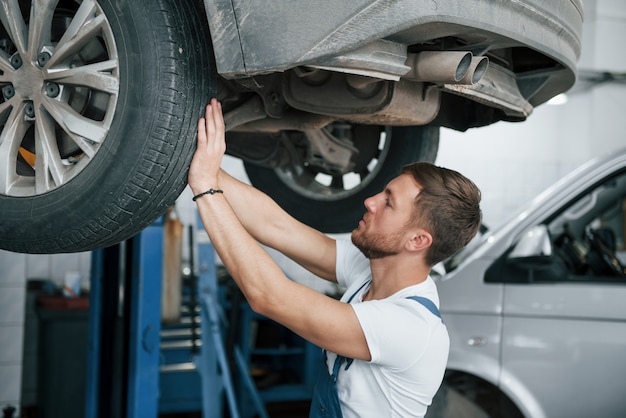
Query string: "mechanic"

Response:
xmin=188 ymin=99 xmax=482 ymax=418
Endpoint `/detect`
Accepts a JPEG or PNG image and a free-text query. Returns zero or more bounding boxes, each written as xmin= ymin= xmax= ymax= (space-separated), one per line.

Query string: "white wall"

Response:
xmin=436 ymin=80 xmax=626 ymax=229
xmin=437 ymin=0 xmax=626 ymax=229
xmin=1 ymin=0 xmax=625 ymax=413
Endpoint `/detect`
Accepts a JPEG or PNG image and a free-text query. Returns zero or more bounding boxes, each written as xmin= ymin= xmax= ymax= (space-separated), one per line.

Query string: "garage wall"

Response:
xmin=1 ymin=0 xmax=624 ymax=413
xmin=435 ymin=80 xmax=626 ymax=229
xmin=0 ymin=251 xmax=91 ymax=413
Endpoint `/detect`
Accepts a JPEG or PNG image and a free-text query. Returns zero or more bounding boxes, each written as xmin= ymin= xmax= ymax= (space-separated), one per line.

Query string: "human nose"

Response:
xmin=364 ymin=194 xmax=379 ymax=213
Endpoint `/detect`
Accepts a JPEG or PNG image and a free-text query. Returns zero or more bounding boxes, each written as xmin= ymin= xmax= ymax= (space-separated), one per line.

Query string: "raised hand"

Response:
xmin=188 ymin=98 xmax=226 ymax=195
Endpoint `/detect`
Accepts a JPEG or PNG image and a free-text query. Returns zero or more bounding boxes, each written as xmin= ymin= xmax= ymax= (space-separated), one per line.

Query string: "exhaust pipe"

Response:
xmin=404 ymin=51 xmax=488 ymax=85
xmin=458 ymin=56 xmax=489 ymax=84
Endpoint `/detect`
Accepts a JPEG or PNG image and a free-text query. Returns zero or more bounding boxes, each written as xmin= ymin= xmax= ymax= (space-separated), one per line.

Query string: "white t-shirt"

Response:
xmin=327 ymin=240 xmax=450 ymax=418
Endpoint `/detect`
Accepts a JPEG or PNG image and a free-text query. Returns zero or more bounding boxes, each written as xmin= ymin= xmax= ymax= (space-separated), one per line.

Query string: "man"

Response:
xmin=188 ymin=99 xmax=482 ymax=417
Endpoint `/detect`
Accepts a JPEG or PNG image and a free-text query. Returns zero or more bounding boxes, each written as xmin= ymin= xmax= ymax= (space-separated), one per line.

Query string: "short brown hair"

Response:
xmin=402 ymin=162 xmax=482 ymax=266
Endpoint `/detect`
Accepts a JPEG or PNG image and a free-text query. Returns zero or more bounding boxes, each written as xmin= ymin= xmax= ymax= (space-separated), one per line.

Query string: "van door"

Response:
xmin=499 ymin=170 xmax=626 ymax=418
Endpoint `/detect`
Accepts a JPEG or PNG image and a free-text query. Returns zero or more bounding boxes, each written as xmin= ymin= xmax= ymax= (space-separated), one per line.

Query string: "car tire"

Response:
xmin=0 ymin=0 xmax=214 ymax=253
xmin=243 ymin=125 xmax=439 ymax=233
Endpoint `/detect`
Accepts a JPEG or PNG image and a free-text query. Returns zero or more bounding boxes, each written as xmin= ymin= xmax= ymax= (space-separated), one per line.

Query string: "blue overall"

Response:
xmin=309 ymin=281 xmax=442 ymax=418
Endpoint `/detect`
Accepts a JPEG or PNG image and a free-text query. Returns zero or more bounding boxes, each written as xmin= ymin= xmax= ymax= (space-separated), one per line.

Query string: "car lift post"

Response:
xmin=84 ymin=217 xmax=270 ymax=418
xmin=194 ymin=221 xmax=270 ymax=418
xmin=85 ymin=221 xmax=164 ymax=418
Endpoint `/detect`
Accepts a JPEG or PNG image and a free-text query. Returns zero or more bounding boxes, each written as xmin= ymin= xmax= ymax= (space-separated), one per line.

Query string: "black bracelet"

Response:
xmin=192 ymin=188 xmax=223 ymax=201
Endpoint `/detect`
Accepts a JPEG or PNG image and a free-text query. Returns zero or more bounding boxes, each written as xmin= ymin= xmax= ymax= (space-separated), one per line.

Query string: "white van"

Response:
xmin=430 ymin=148 xmax=626 ymax=418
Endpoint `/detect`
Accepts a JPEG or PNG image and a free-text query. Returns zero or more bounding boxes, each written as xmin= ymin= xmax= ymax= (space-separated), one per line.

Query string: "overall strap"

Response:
xmin=347 ymin=279 xmax=371 ymax=303
xmin=405 ymin=296 xmax=441 ymax=319
xmin=331 ymin=355 xmax=344 ymax=383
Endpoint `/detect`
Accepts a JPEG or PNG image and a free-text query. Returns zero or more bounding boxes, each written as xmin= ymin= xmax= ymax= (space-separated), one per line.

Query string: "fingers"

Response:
xmin=204 ymin=104 xmax=216 ymax=145
xmin=212 ymin=99 xmax=225 ymax=134
xmin=204 ymin=100 xmax=224 ymax=142
xmin=197 ymin=99 xmax=224 ymax=146
xmin=197 ymin=117 xmax=207 ymax=145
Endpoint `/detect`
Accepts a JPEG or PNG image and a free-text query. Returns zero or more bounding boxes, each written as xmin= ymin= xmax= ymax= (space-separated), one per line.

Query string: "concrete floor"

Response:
xmin=159 ymin=400 xmax=311 ymax=418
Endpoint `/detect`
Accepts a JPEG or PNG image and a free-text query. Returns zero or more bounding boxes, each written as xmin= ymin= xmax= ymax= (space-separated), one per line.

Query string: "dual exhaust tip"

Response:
xmin=405 ymin=51 xmax=489 ymax=85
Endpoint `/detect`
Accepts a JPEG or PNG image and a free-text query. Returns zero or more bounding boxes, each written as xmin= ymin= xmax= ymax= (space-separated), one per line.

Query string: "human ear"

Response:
xmin=406 ymin=229 xmax=432 ymax=252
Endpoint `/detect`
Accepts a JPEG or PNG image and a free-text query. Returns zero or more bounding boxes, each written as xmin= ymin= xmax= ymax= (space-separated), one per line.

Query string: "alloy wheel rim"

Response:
xmin=0 ymin=0 xmax=119 ymax=197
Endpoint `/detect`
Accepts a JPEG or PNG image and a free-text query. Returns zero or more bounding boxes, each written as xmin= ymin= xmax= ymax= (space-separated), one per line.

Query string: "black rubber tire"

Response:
xmin=244 ymin=125 xmax=439 ymax=233
xmin=0 ymin=0 xmax=214 ymax=254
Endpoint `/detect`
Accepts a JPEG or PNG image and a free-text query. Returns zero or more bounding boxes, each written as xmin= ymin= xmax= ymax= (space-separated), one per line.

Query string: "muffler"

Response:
xmin=404 ymin=51 xmax=488 ymax=85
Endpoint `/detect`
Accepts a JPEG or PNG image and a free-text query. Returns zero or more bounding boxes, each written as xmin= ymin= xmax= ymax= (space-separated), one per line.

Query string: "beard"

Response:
xmin=351 ymin=227 xmax=406 ymax=259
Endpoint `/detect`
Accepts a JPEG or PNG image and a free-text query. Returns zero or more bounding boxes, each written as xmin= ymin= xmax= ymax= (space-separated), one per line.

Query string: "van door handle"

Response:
xmin=467 ymin=337 xmax=487 ymax=346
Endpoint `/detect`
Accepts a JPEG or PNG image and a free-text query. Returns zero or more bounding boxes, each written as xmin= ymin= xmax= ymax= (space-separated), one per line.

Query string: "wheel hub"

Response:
xmin=275 ymin=124 xmax=390 ymax=201
xmin=12 ymin=58 xmax=45 ymax=99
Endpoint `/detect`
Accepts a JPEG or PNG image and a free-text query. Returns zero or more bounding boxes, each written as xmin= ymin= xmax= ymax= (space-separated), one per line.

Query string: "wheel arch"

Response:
xmin=443 ymin=369 xmax=528 ymax=418
xmin=497 ymin=367 xmax=548 ymax=418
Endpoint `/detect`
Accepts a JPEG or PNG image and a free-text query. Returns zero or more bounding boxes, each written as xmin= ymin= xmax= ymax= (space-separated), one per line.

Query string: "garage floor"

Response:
xmin=159 ymin=400 xmax=311 ymax=418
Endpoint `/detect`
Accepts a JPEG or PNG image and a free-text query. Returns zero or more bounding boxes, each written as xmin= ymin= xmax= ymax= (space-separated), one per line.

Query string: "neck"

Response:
xmin=363 ymin=256 xmax=430 ymax=301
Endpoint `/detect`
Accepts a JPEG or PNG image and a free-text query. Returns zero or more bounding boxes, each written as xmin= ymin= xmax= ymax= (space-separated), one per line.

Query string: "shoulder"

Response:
xmin=350 ymin=295 xmax=448 ymax=368
xmin=353 ymin=278 xmax=443 ymax=327
xmin=397 ymin=276 xmax=441 ymax=306
xmin=355 ymin=295 xmax=439 ymax=325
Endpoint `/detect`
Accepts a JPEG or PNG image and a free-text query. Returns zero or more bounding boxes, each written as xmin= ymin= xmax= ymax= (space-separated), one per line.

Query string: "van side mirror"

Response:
xmin=485 ymin=225 xmax=568 ymax=284
xmin=507 ymin=225 xmax=555 ymax=269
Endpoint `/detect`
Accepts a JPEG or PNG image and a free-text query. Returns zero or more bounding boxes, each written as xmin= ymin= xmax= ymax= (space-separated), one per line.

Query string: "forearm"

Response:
xmin=216 ymin=168 xmax=338 ymax=282
xmin=216 ymin=168 xmax=292 ymax=245
xmin=195 ymin=191 xmax=288 ymax=313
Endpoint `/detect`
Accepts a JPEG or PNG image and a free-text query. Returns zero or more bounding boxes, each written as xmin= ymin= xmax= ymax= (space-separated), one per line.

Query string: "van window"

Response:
xmin=549 ymin=170 xmax=626 ymax=281
xmin=484 ymin=169 xmax=626 ymax=284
